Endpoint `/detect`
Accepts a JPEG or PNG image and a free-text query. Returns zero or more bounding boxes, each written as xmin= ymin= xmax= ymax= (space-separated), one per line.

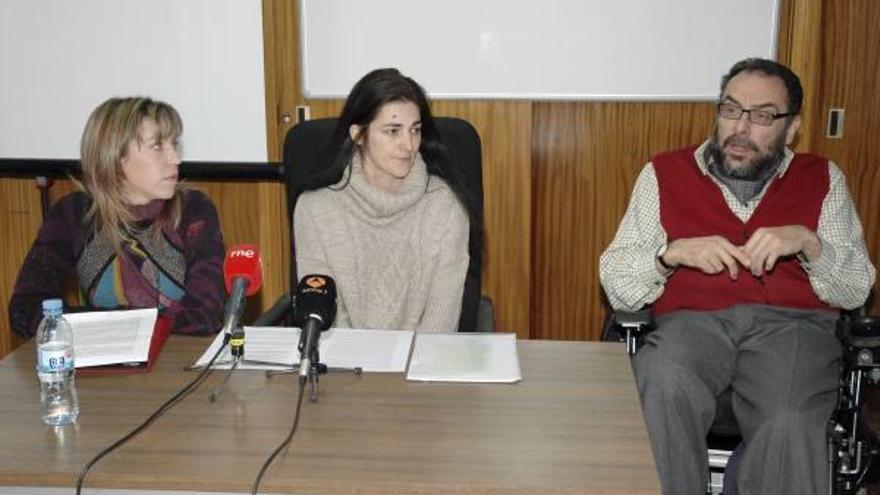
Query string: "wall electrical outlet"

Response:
xmin=826 ymin=108 xmax=844 ymax=139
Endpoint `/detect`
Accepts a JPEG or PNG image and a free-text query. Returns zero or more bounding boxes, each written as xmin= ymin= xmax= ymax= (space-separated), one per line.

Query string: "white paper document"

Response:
xmin=193 ymin=326 xmax=414 ymax=373
xmin=406 ymin=332 xmax=522 ymax=383
xmin=65 ymin=308 xmax=158 ymax=368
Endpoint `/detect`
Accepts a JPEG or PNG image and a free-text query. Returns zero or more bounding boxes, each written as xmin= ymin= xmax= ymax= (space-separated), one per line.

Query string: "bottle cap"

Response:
xmin=41 ymin=299 xmax=63 ymax=313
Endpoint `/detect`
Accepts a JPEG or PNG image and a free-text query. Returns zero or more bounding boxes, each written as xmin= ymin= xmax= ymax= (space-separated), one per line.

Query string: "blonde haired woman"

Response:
xmin=9 ymin=97 xmax=225 ymax=338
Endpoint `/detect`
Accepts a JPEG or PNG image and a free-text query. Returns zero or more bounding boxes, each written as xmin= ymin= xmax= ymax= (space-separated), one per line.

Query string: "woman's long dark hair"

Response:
xmin=304 ymin=67 xmax=483 ymax=257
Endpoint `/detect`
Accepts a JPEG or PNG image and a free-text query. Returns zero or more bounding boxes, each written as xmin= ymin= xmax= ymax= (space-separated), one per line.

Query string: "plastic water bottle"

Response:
xmin=36 ymin=299 xmax=79 ymax=426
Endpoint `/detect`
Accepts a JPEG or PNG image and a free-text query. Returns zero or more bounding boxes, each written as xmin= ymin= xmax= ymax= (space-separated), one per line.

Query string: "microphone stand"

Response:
xmin=203 ymin=325 xmax=301 ymax=401
xmin=208 ymin=325 xmax=244 ymax=402
xmin=301 ymin=339 xmax=325 ymax=403
xmin=263 ymin=273 xmax=359 ymax=403
xmin=265 ymin=361 xmax=362 ymax=402
xmin=194 ymin=279 xmax=280 ymax=401
xmin=265 ymin=330 xmax=362 ymax=403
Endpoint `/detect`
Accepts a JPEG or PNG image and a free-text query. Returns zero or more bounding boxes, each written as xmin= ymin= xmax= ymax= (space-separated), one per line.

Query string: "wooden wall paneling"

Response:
xmin=0 ymin=179 xmax=44 ymax=357
xmin=531 ymin=102 xmax=715 ymax=341
xmin=432 ymin=101 xmax=533 ymax=338
xmin=262 ymin=0 xmax=282 ymax=160
xmin=775 ymin=0 xmax=793 ymax=67
xmin=265 ymin=0 xmax=303 ymax=135
xmin=531 ymin=102 xmax=597 ymax=341
xmin=256 ymin=0 xmax=297 ymax=313
xmin=255 ymin=181 xmax=289 ymax=310
xmin=778 ymin=0 xmax=824 ymax=152
xmin=812 ymin=0 xmax=880 ymax=301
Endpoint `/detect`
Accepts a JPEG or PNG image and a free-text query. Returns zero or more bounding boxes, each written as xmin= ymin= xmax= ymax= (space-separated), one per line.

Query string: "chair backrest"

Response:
xmin=281 ymin=116 xmax=484 ymax=332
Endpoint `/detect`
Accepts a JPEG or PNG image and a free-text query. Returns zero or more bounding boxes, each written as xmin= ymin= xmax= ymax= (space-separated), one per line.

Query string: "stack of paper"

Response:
xmin=406 ymin=332 xmax=522 ymax=383
xmin=66 ymin=308 xmax=159 ymax=368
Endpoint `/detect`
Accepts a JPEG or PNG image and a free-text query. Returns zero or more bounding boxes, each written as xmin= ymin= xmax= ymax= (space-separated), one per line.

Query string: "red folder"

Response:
xmin=76 ymin=316 xmax=172 ymax=375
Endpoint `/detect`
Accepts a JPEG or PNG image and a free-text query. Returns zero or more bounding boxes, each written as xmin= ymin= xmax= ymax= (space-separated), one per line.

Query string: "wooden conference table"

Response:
xmin=0 ymin=336 xmax=660 ymax=494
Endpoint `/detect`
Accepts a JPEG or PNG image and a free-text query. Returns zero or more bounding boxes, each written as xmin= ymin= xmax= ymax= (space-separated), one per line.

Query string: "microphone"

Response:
xmin=294 ymin=274 xmax=336 ymax=381
xmin=221 ymin=245 xmax=264 ymax=343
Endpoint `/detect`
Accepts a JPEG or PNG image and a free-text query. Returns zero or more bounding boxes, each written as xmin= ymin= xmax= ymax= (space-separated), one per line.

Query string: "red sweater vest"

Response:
xmin=652 ymin=146 xmax=834 ymax=316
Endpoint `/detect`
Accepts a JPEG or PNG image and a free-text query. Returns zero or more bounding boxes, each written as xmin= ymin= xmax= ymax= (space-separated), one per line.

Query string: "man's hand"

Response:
xmin=742 ymin=225 xmax=821 ymax=277
xmin=664 ymin=236 xmax=751 ymax=279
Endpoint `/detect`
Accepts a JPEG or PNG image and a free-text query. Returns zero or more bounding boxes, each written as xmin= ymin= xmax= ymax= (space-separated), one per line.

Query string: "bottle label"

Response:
xmin=38 ymin=348 xmax=74 ymax=372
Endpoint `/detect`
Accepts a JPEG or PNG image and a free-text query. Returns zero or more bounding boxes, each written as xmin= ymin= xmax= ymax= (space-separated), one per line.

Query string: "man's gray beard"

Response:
xmin=707 ymin=133 xmax=786 ymax=180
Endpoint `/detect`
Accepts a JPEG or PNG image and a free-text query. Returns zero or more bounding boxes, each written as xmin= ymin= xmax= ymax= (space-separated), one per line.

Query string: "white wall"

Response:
xmin=0 ymin=0 xmax=267 ymax=161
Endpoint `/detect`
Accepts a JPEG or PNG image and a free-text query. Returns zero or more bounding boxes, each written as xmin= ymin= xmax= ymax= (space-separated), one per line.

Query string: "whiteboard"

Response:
xmin=300 ymin=0 xmax=781 ymax=101
xmin=0 ymin=0 xmax=266 ymax=161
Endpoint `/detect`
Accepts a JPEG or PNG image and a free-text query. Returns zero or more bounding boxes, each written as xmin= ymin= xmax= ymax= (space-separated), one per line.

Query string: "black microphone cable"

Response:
xmin=74 ymin=335 xmax=231 ymax=495
xmin=250 ymin=273 xmax=335 ymax=493
xmin=250 ymin=374 xmax=308 ymax=494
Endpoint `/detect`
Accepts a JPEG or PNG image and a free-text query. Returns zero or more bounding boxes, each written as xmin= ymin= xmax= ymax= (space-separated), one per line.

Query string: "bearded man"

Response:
xmin=599 ymin=58 xmax=875 ymax=495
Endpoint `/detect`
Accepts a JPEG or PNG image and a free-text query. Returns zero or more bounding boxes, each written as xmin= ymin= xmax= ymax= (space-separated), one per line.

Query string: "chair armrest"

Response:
xmin=602 ymin=309 xmax=654 ymax=356
xmin=837 ymin=314 xmax=880 ymax=371
xmin=613 ymin=309 xmax=653 ymax=330
xmin=848 ymin=316 xmax=880 ymax=338
xmin=251 ymin=293 xmax=292 ymax=327
xmin=475 ymin=295 xmax=494 ymax=333
xmin=837 ymin=314 xmax=880 ymax=345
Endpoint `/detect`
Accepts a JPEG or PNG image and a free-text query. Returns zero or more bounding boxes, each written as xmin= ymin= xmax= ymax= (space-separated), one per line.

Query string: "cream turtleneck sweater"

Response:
xmin=293 ymin=154 xmax=470 ymax=332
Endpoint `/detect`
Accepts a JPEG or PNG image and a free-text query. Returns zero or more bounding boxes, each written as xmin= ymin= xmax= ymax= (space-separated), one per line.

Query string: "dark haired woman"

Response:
xmin=294 ymin=68 xmax=479 ymax=332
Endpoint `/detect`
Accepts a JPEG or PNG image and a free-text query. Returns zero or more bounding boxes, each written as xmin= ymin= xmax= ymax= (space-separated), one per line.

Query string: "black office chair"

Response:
xmin=254 ymin=116 xmax=492 ymax=332
xmin=603 ymin=307 xmax=880 ymax=495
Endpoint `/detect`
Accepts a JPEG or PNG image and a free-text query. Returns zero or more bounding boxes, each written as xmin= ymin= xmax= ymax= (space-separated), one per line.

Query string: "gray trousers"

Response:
xmin=632 ymin=304 xmax=841 ymax=495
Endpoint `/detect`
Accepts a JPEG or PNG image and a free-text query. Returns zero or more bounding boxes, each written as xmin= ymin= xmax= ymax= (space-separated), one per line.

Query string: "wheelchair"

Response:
xmin=830 ymin=312 xmax=880 ymax=494
xmin=604 ymin=308 xmax=880 ymax=495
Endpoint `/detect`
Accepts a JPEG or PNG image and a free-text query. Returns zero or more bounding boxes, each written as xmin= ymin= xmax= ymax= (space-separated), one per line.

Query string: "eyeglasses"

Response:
xmin=716 ymin=102 xmax=793 ymax=127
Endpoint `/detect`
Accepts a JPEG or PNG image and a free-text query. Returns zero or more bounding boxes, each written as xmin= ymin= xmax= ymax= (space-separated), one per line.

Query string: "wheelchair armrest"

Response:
xmin=603 ymin=309 xmax=655 ymax=356
xmin=836 ymin=314 xmax=880 ymax=372
xmin=837 ymin=314 xmax=880 ymax=347
xmin=613 ymin=309 xmax=653 ymax=330
xmin=475 ymin=295 xmax=494 ymax=332
xmin=251 ymin=293 xmax=292 ymax=327
xmin=848 ymin=316 xmax=880 ymax=338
